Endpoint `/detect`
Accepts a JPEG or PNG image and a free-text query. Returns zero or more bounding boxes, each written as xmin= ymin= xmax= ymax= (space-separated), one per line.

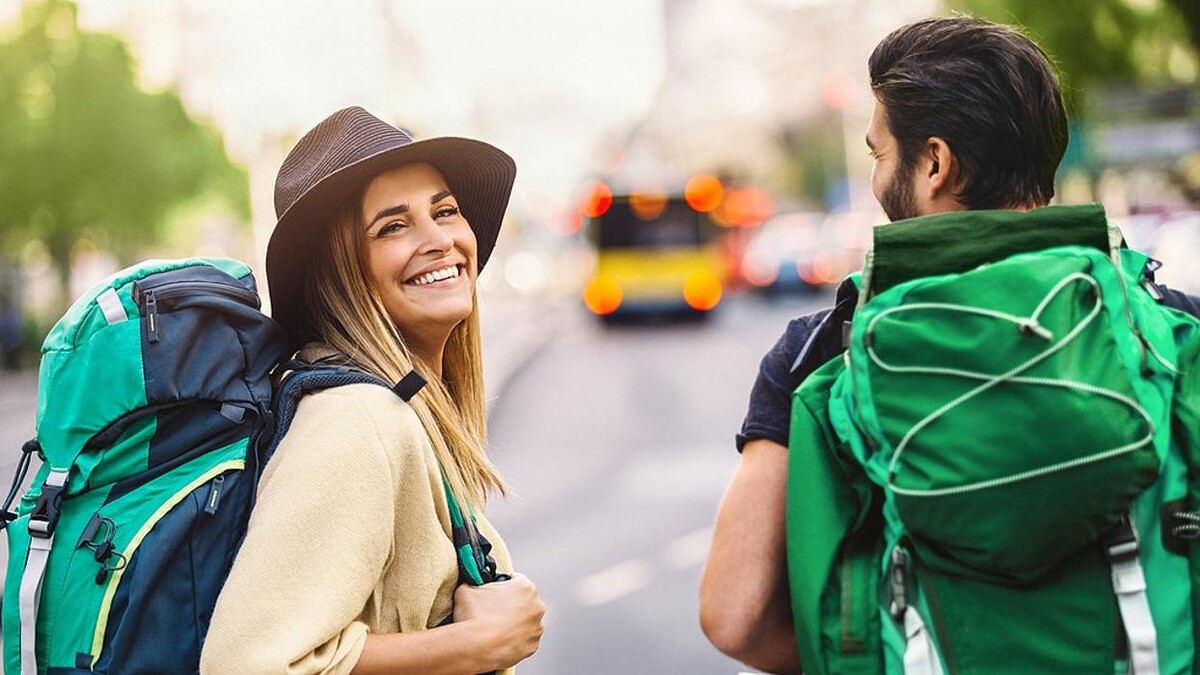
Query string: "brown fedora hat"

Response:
xmin=266 ymin=106 xmax=516 ymax=347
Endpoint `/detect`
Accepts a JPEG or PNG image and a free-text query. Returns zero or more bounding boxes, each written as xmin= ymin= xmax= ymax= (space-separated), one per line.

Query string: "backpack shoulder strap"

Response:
xmin=788 ymin=356 xmax=882 ymax=675
xmin=270 ymin=362 xmax=425 ymax=443
xmin=267 ymin=361 xmax=504 ymax=587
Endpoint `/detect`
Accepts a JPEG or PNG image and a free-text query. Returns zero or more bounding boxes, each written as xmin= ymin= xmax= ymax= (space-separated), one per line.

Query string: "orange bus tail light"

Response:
xmin=584 ymin=275 xmax=623 ymax=315
xmin=683 ymin=271 xmax=722 ymax=311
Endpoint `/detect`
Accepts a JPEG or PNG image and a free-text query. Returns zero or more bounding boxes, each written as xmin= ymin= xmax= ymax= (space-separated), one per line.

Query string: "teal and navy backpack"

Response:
xmin=786 ymin=205 xmax=1200 ymax=674
xmin=1 ymin=258 xmax=502 ymax=674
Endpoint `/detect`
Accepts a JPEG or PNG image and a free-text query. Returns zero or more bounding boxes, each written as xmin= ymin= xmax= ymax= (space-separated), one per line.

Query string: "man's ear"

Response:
xmin=924 ymin=136 xmax=958 ymax=200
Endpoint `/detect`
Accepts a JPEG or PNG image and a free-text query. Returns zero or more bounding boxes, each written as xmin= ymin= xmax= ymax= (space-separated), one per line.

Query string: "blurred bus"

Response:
xmin=582 ymin=192 xmax=725 ymax=322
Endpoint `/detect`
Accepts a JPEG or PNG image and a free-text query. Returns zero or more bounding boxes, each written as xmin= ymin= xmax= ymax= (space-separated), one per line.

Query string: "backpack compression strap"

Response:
xmin=19 ymin=468 xmax=68 ymax=675
xmin=1107 ymin=517 xmax=1159 ymax=675
xmin=887 ymin=545 xmax=946 ymax=675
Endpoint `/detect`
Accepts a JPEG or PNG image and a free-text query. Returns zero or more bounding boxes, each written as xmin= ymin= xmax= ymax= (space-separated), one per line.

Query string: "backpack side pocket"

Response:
xmin=788 ymin=358 xmax=884 ymax=675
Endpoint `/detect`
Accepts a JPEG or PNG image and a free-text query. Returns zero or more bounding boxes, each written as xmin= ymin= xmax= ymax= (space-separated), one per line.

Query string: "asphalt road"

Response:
xmin=486 ymin=291 xmax=831 ymax=675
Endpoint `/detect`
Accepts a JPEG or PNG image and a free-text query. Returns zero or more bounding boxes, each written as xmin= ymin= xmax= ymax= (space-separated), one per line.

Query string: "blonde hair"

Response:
xmin=303 ymin=198 xmax=505 ymax=514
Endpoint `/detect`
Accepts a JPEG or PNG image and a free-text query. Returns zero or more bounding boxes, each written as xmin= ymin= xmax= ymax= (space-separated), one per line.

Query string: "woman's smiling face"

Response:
xmin=360 ymin=162 xmax=477 ymax=366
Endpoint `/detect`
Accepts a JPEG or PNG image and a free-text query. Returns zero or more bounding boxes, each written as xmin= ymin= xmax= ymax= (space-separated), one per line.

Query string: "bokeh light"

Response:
xmin=629 ymin=190 xmax=669 ymax=220
xmin=504 ymin=252 xmax=548 ymax=293
xmin=713 ymin=187 xmax=774 ymax=228
xmin=682 ymin=270 xmax=722 ymax=311
xmin=684 ymin=174 xmax=723 ymax=213
xmin=742 ymin=253 xmax=779 ymax=288
xmin=580 ymin=181 xmax=613 ymax=219
xmin=583 ymin=274 xmax=622 ymax=315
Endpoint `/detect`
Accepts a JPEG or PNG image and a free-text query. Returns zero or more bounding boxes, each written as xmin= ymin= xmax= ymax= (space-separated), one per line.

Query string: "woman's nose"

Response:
xmin=415 ymin=218 xmax=454 ymax=254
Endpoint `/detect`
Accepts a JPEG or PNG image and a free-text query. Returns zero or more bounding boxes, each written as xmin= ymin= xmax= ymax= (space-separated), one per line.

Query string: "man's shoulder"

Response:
xmin=783 ymin=280 xmax=859 ymax=378
xmin=1158 ymin=285 xmax=1200 ymax=320
xmin=776 ymin=309 xmax=835 ymax=359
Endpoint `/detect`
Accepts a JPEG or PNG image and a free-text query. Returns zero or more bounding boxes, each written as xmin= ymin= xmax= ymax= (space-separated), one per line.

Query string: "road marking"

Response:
xmin=663 ymin=527 xmax=713 ymax=570
xmin=574 ymin=559 xmax=651 ymax=607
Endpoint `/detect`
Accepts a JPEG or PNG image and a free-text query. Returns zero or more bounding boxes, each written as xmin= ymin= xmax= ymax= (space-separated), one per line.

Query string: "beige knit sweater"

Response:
xmin=199 ymin=382 xmax=513 ymax=674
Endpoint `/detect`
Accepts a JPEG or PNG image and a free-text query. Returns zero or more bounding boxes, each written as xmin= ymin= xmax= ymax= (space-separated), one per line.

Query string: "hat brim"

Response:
xmin=266 ymin=136 xmax=515 ymax=348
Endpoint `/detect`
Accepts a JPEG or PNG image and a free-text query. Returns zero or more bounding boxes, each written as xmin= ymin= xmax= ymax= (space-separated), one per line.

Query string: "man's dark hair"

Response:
xmin=868 ymin=16 xmax=1068 ymax=210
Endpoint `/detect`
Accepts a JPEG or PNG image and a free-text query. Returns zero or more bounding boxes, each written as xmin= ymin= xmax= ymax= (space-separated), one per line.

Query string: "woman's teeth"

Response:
xmin=409 ymin=266 xmax=460 ymax=286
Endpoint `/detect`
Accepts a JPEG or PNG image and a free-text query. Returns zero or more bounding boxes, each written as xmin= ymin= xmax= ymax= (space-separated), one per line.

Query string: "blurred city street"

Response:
xmin=486 ymin=291 xmax=827 ymax=674
xmin=0 ymin=370 xmax=35 ymax=489
xmin=2 ymin=0 xmax=1198 ymax=671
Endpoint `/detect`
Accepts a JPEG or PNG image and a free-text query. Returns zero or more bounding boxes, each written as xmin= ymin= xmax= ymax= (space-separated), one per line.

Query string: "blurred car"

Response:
xmin=741 ymin=212 xmax=859 ymax=294
xmin=582 ymin=192 xmax=725 ymax=322
xmin=1148 ymin=211 xmax=1200 ymax=295
xmin=1111 ymin=212 xmax=1168 ymax=253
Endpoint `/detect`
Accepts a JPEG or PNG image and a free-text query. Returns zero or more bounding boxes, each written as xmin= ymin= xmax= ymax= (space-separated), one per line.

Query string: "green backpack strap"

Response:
xmin=788 ymin=356 xmax=883 ymax=675
xmin=442 ymin=478 xmax=502 ymax=587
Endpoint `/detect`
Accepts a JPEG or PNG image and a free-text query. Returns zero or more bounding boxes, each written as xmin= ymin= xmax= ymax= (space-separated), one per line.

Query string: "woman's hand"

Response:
xmin=453 ymin=573 xmax=546 ymax=669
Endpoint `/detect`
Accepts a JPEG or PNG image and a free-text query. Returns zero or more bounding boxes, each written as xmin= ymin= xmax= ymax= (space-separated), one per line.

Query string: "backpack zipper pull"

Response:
xmin=204 ymin=474 xmax=225 ymax=515
xmin=144 ymin=290 xmax=160 ymax=343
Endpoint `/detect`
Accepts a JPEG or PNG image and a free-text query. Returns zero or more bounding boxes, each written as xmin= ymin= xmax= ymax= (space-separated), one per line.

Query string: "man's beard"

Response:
xmin=879 ymin=161 xmax=920 ymax=222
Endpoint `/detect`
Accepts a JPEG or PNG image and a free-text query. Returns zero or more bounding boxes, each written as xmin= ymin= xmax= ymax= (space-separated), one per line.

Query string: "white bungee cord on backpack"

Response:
xmin=866 ymin=271 xmax=1155 ymax=498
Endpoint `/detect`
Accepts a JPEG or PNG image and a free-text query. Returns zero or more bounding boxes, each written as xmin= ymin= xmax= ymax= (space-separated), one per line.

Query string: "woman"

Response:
xmin=201 ymin=107 xmax=545 ymax=674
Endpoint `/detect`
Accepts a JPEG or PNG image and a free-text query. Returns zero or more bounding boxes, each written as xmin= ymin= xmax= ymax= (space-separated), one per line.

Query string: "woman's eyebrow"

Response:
xmin=368 ymin=190 xmax=455 ymax=230
xmin=368 ymin=203 xmax=409 ymax=229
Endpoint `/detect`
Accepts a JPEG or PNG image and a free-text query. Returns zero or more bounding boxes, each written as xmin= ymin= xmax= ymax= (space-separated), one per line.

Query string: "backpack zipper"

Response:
xmin=839 ymin=531 xmax=880 ymax=654
xmin=135 ymin=280 xmax=260 ymax=344
xmin=839 ymin=555 xmax=867 ymax=652
xmin=204 ymin=474 xmax=226 ymax=515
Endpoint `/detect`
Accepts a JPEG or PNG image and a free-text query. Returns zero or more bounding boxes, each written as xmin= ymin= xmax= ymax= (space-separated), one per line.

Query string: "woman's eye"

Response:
xmin=435 ymin=206 xmax=460 ymax=220
xmin=377 ymin=220 xmax=407 ymax=236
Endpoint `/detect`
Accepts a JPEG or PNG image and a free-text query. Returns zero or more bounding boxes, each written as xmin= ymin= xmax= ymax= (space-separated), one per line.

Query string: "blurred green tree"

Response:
xmin=0 ymin=0 xmax=248 ymax=310
xmin=1164 ymin=0 xmax=1200 ymax=53
xmin=948 ymin=0 xmax=1199 ymax=102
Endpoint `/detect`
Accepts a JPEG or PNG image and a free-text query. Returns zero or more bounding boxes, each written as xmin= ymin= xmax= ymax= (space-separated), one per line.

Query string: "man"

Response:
xmin=699 ymin=15 xmax=1200 ymax=674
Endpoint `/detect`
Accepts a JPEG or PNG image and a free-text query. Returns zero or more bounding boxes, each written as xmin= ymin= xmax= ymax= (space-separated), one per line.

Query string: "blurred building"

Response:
xmin=71 ymin=0 xmax=667 ymax=250
xmin=605 ymin=0 xmax=936 ymax=209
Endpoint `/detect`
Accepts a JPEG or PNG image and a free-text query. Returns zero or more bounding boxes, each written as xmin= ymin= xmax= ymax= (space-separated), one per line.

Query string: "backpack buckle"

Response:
xmin=28 ymin=469 xmax=69 ymax=539
xmin=888 ymin=545 xmax=910 ymax=619
xmin=1105 ymin=515 xmax=1140 ymax=564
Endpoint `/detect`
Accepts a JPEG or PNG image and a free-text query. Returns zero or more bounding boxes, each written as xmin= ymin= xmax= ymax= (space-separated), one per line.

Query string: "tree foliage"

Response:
xmin=0 ymin=0 xmax=247 ymax=307
xmin=949 ymin=0 xmax=1199 ymax=108
xmin=1164 ymin=0 xmax=1200 ymax=54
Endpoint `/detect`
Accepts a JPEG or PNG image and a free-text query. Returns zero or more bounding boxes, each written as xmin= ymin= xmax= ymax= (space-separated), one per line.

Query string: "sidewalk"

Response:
xmin=0 ymin=369 xmax=36 ymax=469
xmin=480 ymin=292 xmax=571 ymax=410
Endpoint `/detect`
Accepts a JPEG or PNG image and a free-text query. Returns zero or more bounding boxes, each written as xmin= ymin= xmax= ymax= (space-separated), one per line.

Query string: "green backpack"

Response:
xmin=2 ymin=258 xmax=503 ymax=674
xmin=786 ymin=204 xmax=1200 ymax=674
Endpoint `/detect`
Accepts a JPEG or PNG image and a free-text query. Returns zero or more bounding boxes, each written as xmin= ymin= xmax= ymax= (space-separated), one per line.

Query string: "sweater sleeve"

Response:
xmin=200 ymin=385 xmax=400 ymax=675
